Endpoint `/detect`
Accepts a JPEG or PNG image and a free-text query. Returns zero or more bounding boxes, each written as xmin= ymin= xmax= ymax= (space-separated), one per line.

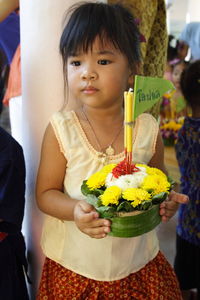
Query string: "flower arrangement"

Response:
xmin=160 ymin=117 xmax=184 ymax=146
xmin=81 ymin=89 xmax=174 ymax=237
xmin=81 ymin=160 xmax=173 ymax=237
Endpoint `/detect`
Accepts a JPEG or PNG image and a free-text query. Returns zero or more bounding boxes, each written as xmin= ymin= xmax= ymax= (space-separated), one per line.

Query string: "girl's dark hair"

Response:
xmin=60 ymin=2 xmax=141 ymax=78
xmin=180 ymin=60 xmax=200 ymax=108
xmin=167 ymin=35 xmax=178 ymax=62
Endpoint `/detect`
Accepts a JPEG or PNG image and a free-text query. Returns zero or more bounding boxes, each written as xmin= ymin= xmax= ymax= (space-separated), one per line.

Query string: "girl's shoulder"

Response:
xmin=50 ymin=109 xmax=77 ymax=136
xmin=136 ymin=113 xmax=158 ymax=127
xmin=50 ymin=110 xmax=74 ymax=122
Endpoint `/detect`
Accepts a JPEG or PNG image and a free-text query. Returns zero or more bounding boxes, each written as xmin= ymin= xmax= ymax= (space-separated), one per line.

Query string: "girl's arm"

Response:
xmin=36 ymin=124 xmax=78 ymax=220
xmin=148 ymin=131 xmax=189 ymax=222
xmin=36 ymin=124 xmax=110 ymax=238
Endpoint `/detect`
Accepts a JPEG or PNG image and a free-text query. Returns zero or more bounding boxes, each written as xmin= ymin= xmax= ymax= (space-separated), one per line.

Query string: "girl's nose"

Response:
xmin=81 ymin=70 xmax=97 ymax=81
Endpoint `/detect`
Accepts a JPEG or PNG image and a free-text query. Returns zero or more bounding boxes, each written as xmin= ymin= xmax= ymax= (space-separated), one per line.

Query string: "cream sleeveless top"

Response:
xmin=41 ymin=111 xmax=160 ymax=281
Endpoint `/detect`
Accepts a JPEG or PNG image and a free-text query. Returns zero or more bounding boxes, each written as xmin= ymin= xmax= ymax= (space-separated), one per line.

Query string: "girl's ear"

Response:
xmin=128 ymin=74 xmax=134 ymax=88
xmin=128 ymin=62 xmax=141 ymax=88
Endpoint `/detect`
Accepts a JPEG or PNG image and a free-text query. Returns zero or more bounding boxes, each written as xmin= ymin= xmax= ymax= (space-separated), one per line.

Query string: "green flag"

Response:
xmin=133 ymin=75 xmax=175 ymax=120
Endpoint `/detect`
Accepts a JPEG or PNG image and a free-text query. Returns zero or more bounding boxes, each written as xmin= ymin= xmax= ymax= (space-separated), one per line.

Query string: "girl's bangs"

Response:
xmin=66 ymin=25 xmax=119 ymax=57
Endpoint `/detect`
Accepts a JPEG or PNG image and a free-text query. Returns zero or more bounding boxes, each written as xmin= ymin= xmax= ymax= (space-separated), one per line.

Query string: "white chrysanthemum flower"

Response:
xmin=105 ymin=167 xmax=147 ymax=191
xmin=137 ymin=166 xmax=147 ymax=173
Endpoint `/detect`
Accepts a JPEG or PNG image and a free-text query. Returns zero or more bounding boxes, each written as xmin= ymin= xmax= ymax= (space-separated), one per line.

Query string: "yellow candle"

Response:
xmin=127 ymin=91 xmax=133 ymax=122
xmin=124 ymin=91 xmax=127 ymax=151
xmin=126 ymin=91 xmax=133 ymax=153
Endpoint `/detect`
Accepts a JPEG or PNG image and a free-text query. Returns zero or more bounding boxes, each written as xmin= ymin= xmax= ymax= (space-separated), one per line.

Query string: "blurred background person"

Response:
xmin=0 ymin=0 xmax=21 ymax=144
xmin=164 ymin=34 xmax=179 ymax=81
xmin=178 ymin=22 xmax=200 ymax=62
xmin=174 ymin=60 xmax=200 ymax=300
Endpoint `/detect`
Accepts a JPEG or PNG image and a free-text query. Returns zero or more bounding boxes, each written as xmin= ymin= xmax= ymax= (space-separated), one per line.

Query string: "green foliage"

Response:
xmin=116 ymin=201 xmax=133 ymax=212
xmin=81 ymin=180 xmax=91 ymax=196
xmin=139 ymin=200 xmax=153 ymax=210
xmin=152 ymin=192 xmax=168 ymax=204
xmin=81 ymin=181 xmax=105 ymax=197
xmin=86 ymin=194 xmax=99 ymax=208
xmin=167 ymin=176 xmax=175 ymax=191
xmin=96 ymin=206 xmax=116 ymax=218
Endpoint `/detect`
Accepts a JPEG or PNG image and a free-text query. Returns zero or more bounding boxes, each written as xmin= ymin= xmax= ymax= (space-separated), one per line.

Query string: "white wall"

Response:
xmin=187 ymin=0 xmax=200 ymax=22
xmin=167 ymin=0 xmax=189 ymax=36
xmin=167 ymin=0 xmax=200 ymax=36
xmin=20 ymin=0 xmax=94 ymax=298
xmin=20 ymin=1 xmax=107 ymax=298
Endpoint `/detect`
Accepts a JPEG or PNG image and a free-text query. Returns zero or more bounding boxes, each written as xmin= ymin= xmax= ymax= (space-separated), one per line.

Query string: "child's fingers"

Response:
xmin=159 ymin=200 xmax=178 ymax=222
xmin=75 ymin=200 xmax=110 ymax=226
xmin=77 ymin=209 xmax=110 ymax=228
xmin=84 ymin=224 xmax=111 ymax=239
xmin=74 ymin=200 xmax=111 ymax=238
xmin=78 ymin=200 xmax=97 ymax=214
xmin=74 ymin=200 xmax=98 ymax=221
xmin=168 ymin=190 xmax=189 ymax=204
xmin=159 ymin=190 xmax=189 ymax=222
xmin=78 ymin=215 xmax=110 ymax=238
xmin=160 ymin=204 xmax=177 ymax=222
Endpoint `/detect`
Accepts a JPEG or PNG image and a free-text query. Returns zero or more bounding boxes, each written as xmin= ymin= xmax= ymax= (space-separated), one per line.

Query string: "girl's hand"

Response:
xmin=74 ymin=200 xmax=111 ymax=239
xmin=159 ymin=190 xmax=189 ymax=222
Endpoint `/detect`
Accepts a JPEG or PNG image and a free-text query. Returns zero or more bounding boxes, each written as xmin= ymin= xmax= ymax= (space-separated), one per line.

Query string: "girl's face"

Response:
xmin=172 ymin=63 xmax=185 ymax=89
xmin=67 ymin=37 xmax=132 ymax=109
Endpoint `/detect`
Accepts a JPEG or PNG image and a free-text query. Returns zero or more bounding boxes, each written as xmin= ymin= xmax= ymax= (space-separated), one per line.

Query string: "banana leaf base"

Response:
xmin=108 ymin=204 xmax=161 ymax=238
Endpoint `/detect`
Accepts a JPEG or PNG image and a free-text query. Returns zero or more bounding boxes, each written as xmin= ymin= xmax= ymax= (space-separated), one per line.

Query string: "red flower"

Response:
xmin=112 ymin=159 xmax=140 ymax=178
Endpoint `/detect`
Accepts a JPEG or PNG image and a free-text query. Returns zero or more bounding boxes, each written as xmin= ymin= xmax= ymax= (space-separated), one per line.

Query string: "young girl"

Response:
xmin=161 ymin=60 xmax=188 ymax=121
xmin=174 ymin=60 xmax=200 ymax=300
xmin=36 ymin=3 xmax=188 ymax=299
xmin=171 ymin=60 xmax=188 ymax=117
xmin=164 ymin=34 xmax=179 ymax=82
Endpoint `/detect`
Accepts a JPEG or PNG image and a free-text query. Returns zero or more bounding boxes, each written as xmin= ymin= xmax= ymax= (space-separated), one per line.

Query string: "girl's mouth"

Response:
xmin=82 ymin=86 xmax=98 ymax=94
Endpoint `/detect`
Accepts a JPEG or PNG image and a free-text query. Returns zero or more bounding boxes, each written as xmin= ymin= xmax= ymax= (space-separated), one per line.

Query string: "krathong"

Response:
xmin=160 ymin=117 xmax=184 ymax=146
xmin=81 ymin=161 xmax=173 ymax=237
xmin=81 ymin=89 xmax=174 ymax=237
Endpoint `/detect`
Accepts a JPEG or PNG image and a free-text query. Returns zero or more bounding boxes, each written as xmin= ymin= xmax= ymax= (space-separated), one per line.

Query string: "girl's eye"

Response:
xmin=71 ymin=61 xmax=81 ymax=66
xmin=98 ymin=59 xmax=110 ymax=65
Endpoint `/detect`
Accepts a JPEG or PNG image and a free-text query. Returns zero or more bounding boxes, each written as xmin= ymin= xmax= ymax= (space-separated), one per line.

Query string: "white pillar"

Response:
xmin=187 ymin=0 xmax=200 ymax=22
xmin=168 ymin=0 xmax=189 ymax=36
xmin=20 ymin=0 xmax=97 ymax=298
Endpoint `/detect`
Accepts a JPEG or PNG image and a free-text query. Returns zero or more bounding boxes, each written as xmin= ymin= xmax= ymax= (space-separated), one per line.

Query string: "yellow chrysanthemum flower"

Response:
xmin=86 ymin=172 xmax=107 ymax=190
xmin=141 ymin=174 xmax=170 ymax=196
xmin=100 ymin=186 xmax=121 ymax=206
xmin=123 ymin=188 xmax=151 ymax=208
xmin=160 ymin=120 xmax=182 ymax=131
xmin=101 ymin=164 xmax=117 ymax=175
xmin=136 ymin=164 xmax=167 ymax=179
xmin=145 ymin=166 xmax=167 ymax=179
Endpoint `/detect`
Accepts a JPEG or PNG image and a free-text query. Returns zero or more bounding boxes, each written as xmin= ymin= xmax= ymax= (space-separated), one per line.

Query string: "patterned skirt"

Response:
xmin=37 ymin=251 xmax=182 ymax=300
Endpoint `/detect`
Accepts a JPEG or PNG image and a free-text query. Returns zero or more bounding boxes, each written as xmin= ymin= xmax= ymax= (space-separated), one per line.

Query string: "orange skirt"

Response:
xmin=37 ymin=251 xmax=182 ymax=300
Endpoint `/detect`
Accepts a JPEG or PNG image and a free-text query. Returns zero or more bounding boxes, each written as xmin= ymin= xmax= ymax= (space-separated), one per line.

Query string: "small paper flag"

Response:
xmin=133 ymin=75 xmax=175 ymax=120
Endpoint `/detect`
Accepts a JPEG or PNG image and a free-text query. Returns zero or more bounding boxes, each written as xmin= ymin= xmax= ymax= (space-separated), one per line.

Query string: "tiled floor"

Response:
xmin=157 ymin=213 xmax=178 ymax=265
xmin=157 ymin=146 xmax=180 ymax=266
